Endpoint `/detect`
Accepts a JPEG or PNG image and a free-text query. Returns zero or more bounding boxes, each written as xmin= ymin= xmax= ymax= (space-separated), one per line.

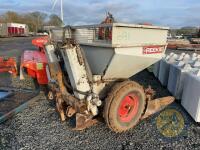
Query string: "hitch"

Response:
xmin=142 ymin=96 xmax=175 ymax=120
xmin=73 ymin=113 xmax=99 ymax=131
xmin=142 ymin=86 xmax=175 ymax=119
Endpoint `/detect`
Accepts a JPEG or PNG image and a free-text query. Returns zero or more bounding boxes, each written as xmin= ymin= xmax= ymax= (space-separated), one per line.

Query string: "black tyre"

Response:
xmin=104 ymin=81 xmax=146 ymax=133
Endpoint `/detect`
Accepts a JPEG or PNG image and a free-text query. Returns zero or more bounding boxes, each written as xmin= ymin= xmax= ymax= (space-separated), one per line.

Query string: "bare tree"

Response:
xmin=0 ymin=11 xmax=64 ymax=32
xmin=1 ymin=11 xmax=22 ymax=23
xmin=26 ymin=12 xmax=47 ymax=32
xmin=47 ymin=14 xmax=63 ymax=27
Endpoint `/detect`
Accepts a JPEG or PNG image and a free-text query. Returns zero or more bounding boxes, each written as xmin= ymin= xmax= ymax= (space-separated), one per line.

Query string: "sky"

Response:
xmin=0 ymin=0 xmax=200 ymax=28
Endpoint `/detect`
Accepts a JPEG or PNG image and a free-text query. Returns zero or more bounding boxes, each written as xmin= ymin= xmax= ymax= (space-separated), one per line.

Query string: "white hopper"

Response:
xmin=158 ymin=54 xmax=178 ymax=86
xmin=72 ymin=23 xmax=169 ymax=79
xmin=167 ymin=63 xmax=192 ymax=100
xmin=181 ymin=69 xmax=200 ymax=122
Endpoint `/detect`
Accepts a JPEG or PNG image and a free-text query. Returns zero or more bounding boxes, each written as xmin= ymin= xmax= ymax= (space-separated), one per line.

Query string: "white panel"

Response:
xmin=103 ymin=47 xmax=164 ymax=79
xmin=7 ymin=23 xmax=26 ymax=28
xmin=73 ymin=29 xmax=94 ymax=43
xmin=72 ymin=23 xmax=168 ymax=48
xmin=81 ymin=45 xmax=114 ymax=75
xmin=167 ymin=64 xmax=190 ymax=99
xmin=62 ymin=47 xmax=91 ymax=99
xmin=112 ymin=26 xmax=168 ymax=46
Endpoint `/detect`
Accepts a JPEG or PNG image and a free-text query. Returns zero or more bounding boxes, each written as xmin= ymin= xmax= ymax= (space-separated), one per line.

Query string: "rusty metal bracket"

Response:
xmin=56 ymin=96 xmax=66 ymax=122
xmin=66 ymin=106 xmax=76 ymax=117
xmin=141 ymin=96 xmax=175 ymax=120
xmin=73 ymin=113 xmax=99 ymax=131
xmin=145 ymin=86 xmax=156 ymax=101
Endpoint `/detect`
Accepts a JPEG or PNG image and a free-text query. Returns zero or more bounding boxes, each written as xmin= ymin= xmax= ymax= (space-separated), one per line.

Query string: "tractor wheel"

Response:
xmin=104 ymin=81 xmax=146 ymax=133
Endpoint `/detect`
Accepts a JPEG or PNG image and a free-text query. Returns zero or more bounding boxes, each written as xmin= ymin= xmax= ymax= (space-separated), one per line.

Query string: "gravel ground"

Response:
xmin=1 ymin=38 xmax=200 ymax=150
xmin=0 ymin=73 xmax=37 ymax=90
xmin=0 ymin=70 xmax=200 ymax=150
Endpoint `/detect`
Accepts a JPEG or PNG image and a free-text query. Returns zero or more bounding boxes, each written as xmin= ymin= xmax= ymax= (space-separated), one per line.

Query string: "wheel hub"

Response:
xmin=118 ymin=93 xmax=139 ymax=123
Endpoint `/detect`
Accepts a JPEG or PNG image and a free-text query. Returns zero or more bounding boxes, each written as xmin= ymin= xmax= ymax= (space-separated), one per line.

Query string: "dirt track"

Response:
xmin=1 ymin=37 xmax=200 ymax=150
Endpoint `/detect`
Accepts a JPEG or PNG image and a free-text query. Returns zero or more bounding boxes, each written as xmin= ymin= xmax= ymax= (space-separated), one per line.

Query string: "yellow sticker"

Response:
xmin=36 ymin=63 xmax=43 ymax=70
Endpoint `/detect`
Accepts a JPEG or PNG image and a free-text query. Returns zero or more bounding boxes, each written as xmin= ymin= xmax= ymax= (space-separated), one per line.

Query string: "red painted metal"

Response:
xmin=167 ymin=43 xmax=200 ymax=50
xmin=143 ymin=46 xmax=163 ymax=54
xmin=8 ymin=27 xmax=12 ymax=36
xmin=139 ymin=23 xmax=153 ymax=26
xmin=20 ymin=28 xmax=24 ymax=34
xmin=11 ymin=27 xmax=14 ymax=35
xmin=20 ymin=36 xmax=49 ymax=85
xmin=98 ymin=13 xmax=114 ymax=41
xmin=32 ymin=36 xmax=48 ymax=52
xmin=21 ymin=51 xmax=48 ymax=84
xmin=118 ymin=93 xmax=139 ymax=123
xmin=0 ymin=57 xmax=17 ymax=75
xmin=14 ymin=27 xmax=17 ymax=35
xmin=22 ymin=28 xmax=24 ymax=34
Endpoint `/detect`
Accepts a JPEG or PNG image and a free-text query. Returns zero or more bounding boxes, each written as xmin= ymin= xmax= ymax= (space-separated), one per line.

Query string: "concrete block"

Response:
xmin=182 ymin=53 xmax=197 ymax=65
xmin=192 ymin=53 xmax=198 ymax=58
xmin=192 ymin=61 xmax=200 ymax=68
xmin=153 ymin=54 xmax=167 ymax=78
xmin=158 ymin=59 xmax=170 ymax=86
xmin=181 ymin=70 xmax=200 ymax=122
xmin=158 ymin=56 xmax=177 ymax=86
xmin=176 ymin=53 xmax=185 ymax=61
xmin=167 ymin=63 xmax=192 ymax=100
xmin=153 ymin=61 xmax=160 ymax=78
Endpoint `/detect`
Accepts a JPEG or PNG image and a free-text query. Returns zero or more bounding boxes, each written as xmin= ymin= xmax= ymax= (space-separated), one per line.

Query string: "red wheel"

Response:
xmin=104 ymin=81 xmax=146 ymax=133
xmin=118 ymin=93 xmax=139 ymax=123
